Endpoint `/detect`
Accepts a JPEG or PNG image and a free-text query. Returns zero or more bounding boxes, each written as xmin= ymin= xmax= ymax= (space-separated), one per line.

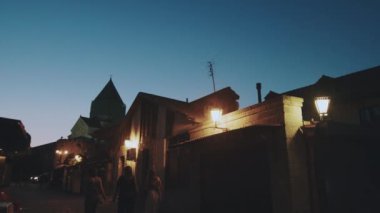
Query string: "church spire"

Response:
xmin=90 ymin=79 xmax=126 ymax=122
xmin=93 ymin=79 xmax=124 ymax=104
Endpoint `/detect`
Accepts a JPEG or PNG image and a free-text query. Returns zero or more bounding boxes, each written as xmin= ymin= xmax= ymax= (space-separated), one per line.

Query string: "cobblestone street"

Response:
xmin=2 ymin=183 xmax=116 ymax=213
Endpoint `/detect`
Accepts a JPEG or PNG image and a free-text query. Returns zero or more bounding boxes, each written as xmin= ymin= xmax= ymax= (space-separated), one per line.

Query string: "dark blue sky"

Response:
xmin=1 ymin=0 xmax=379 ymax=147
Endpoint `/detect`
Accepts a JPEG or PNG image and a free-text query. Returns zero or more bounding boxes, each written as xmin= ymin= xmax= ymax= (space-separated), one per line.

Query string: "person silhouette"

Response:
xmin=84 ymin=168 xmax=106 ymax=213
xmin=144 ymin=170 xmax=162 ymax=213
xmin=113 ymin=166 xmax=137 ymax=213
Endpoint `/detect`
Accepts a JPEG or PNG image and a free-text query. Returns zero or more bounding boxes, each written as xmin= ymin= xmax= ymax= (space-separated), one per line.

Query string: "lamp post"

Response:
xmin=314 ymin=96 xmax=330 ymax=121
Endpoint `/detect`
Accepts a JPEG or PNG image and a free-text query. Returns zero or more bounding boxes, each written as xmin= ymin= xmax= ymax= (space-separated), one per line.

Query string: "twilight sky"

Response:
xmin=1 ymin=0 xmax=379 ymax=147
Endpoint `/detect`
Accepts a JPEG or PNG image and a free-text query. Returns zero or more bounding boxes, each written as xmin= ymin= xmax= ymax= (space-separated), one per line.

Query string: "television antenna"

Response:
xmin=208 ymin=61 xmax=216 ymax=92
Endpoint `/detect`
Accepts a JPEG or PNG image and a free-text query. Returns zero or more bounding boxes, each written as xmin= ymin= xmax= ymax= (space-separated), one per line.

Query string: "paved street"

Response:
xmin=2 ymin=183 xmax=117 ymax=213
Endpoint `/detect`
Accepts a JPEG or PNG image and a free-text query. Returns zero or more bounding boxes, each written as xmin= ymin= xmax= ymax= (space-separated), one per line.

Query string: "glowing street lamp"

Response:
xmin=210 ymin=108 xmax=228 ymax=131
xmin=56 ymin=149 xmax=68 ymax=155
xmin=55 ymin=149 xmax=69 ymax=164
xmin=74 ymin=155 xmax=83 ymax=163
xmin=314 ymin=96 xmax=331 ymax=121
xmin=210 ymin=108 xmax=222 ymax=127
xmin=124 ymin=140 xmax=139 ymax=149
xmin=124 ymin=139 xmax=139 ymax=161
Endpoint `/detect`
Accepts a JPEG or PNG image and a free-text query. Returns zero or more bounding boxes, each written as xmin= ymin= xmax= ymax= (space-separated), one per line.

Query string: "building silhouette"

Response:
xmin=70 ymin=78 xmax=126 ymax=139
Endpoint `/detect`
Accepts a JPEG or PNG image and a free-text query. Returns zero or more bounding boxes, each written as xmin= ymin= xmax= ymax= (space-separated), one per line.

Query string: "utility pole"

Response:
xmin=208 ymin=61 xmax=216 ymax=92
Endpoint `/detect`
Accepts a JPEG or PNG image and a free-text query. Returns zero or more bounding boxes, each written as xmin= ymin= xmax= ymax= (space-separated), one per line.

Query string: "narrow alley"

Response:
xmin=2 ymin=183 xmax=116 ymax=213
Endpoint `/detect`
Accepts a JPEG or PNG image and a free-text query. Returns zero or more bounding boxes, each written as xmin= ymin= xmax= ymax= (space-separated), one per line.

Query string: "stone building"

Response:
xmin=165 ymin=95 xmax=303 ymax=213
xmin=70 ymin=78 xmax=126 ymax=139
xmin=108 ymin=87 xmax=240 ymax=194
xmin=0 ymin=117 xmax=31 ymax=185
xmin=163 ymin=65 xmax=380 ymax=213
xmin=267 ymin=65 xmax=380 ymax=125
xmin=26 ymin=79 xmax=127 ymax=193
xmin=0 ymin=117 xmax=31 ymax=153
xmin=274 ymin=65 xmax=380 ymax=213
xmin=65 ymin=78 xmax=126 ymax=193
xmin=90 ymin=78 xmax=126 ymax=123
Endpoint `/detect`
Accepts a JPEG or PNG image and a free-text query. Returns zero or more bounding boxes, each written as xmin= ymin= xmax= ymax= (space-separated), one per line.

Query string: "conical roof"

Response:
xmin=93 ymin=79 xmax=124 ymax=105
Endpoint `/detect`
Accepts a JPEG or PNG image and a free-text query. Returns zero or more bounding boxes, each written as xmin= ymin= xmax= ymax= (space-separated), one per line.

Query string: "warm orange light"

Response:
xmin=314 ymin=96 xmax=330 ymax=119
xmin=56 ymin=149 xmax=69 ymax=156
xmin=210 ymin=109 xmax=222 ymax=123
xmin=75 ymin=155 xmax=82 ymax=163
xmin=125 ymin=140 xmax=139 ymax=149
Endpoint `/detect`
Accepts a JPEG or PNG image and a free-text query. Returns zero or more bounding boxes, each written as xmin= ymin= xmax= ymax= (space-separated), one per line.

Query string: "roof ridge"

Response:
xmin=138 ymin=92 xmax=187 ymax=104
xmin=190 ymin=87 xmax=238 ymax=103
xmin=335 ymin=65 xmax=380 ymax=80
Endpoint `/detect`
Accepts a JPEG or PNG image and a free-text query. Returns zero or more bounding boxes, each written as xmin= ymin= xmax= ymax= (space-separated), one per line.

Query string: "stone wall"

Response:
xmin=188 ymin=95 xmax=302 ymax=141
xmin=168 ymin=95 xmax=309 ymax=213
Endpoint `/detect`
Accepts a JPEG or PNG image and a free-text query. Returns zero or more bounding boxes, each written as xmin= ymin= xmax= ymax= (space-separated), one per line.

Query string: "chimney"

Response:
xmin=256 ymin=82 xmax=262 ymax=103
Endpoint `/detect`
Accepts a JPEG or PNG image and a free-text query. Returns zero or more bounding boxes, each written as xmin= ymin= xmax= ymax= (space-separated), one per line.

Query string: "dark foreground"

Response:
xmin=1 ymin=183 xmax=116 ymax=213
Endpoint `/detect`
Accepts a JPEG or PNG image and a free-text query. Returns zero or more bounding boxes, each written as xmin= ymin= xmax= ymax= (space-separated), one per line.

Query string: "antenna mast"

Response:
xmin=208 ymin=61 xmax=216 ymax=92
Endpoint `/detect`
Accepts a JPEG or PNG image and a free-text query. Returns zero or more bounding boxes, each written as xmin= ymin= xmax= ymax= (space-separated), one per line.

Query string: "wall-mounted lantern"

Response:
xmin=210 ymin=108 xmax=227 ymax=131
xmin=124 ymin=140 xmax=138 ymax=161
xmin=314 ymin=96 xmax=331 ymax=121
xmin=124 ymin=140 xmax=139 ymax=149
xmin=210 ymin=108 xmax=222 ymax=127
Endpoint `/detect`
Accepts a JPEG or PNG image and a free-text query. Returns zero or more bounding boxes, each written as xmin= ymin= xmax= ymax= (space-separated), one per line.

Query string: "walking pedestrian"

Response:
xmin=144 ymin=170 xmax=162 ymax=213
xmin=84 ymin=168 xmax=107 ymax=213
xmin=113 ymin=166 xmax=137 ymax=213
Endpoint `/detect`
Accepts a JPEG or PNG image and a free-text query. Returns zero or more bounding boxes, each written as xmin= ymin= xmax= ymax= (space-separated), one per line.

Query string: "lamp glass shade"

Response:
xmin=74 ymin=155 xmax=82 ymax=162
xmin=314 ymin=97 xmax=330 ymax=115
xmin=210 ymin=109 xmax=222 ymax=123
xmin=125 ymin=140 xmax=139 ymax=149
